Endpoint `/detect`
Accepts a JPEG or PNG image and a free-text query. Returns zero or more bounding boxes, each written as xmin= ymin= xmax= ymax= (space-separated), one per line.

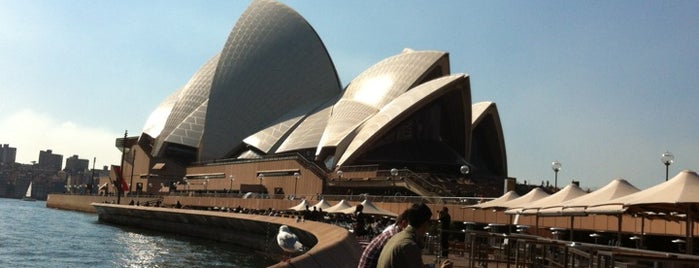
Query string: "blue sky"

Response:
xmin=0 ymin=0 xmax=697 ymax=191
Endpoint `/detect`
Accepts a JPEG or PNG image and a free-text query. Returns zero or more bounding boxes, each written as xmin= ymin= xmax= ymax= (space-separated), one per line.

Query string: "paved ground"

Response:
xmin=422 ymin=253 xmax=472 ymax=268
xmin=422 ymin=253 xmax=511 ymax=268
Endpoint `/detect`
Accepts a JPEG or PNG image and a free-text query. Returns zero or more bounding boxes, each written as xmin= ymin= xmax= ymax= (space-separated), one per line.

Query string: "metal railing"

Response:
xmin=425 ymin=230 xmax=699 ymax=268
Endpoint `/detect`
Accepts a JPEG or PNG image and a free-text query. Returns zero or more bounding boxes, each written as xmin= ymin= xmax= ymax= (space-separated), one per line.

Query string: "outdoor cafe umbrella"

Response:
xmin=288 ymin=199 xmax=310 ymax=211
xmin=312 ymin=199 xmax=332 ymax=210
xmin=608 ymin=170 xmax=699 ymax=254
xmin=510 ymin=183 xmax=588 ymax=215
xmin=324 ymin=199 xmax=353 ymax=213
xmin=536 ymin=179 xmax=639 ymax=242
xmin=467 ymin=190 xmax=520 ymax=210
xmin=339 ymin=199 xmax=397 ymax=217
xmin=497 ymin=187 xmax=550 ymax=211
xmin=478 ymin=188 xmax=549 ymax=233
xmin=466 ymin=190 xmax=520 ymax=228
xmin=586 ymin=170 xmax=699 ymax=253
xmin=506 ymin=184 xmax=587 ymax=238
xmin=538 ymin=178 xmax=639 ymax=216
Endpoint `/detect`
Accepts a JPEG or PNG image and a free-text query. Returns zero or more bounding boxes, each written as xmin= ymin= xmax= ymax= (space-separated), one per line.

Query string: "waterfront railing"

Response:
xmin=424 ymin=230 xmax=699 ymax=267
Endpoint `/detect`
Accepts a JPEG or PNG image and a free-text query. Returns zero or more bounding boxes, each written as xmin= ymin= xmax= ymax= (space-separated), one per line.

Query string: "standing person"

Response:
xmin=357 ymin=208 xmax=411 ymax=268
xmin=311 ymin=206 xmax=320 ymax=221
xmin=377 ymin=203 xmax=453 ymax=268
xmin=439 ymin=207 xmax=451 ymax=258
xmin=353 ymin=204 xmax=367 ymax=237
xmin=303 ymin=205 xmax=311 ymax=221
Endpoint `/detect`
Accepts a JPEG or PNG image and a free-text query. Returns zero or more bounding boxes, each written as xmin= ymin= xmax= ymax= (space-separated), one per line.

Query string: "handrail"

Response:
xmin=453 ymin=231 xmax=699 ymax=267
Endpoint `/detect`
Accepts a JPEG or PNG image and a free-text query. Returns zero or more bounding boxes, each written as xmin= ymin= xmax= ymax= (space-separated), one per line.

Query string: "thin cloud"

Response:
xmin=0 ymin=109 xmax=121 ymax=168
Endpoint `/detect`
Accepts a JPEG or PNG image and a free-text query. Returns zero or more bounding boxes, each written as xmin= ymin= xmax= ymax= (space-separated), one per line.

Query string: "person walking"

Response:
xmin=376 ymin=203 xmax=452 ymax=268
xmin=358 ymin=208 xmax=410 ymax=268
xmin=439 ymin=207 xmax=451 ymax=258
xmin=353 ymin=204 xmax=367 ymax=237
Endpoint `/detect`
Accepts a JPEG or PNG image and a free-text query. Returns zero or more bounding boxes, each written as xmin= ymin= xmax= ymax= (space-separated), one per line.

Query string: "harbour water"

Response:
xmin=0 ymin=198 xmax=275 ymax=267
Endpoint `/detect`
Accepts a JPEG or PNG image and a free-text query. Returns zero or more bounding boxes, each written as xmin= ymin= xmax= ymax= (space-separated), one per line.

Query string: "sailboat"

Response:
xmin=22 ymin=182 xmax=36 ymax=201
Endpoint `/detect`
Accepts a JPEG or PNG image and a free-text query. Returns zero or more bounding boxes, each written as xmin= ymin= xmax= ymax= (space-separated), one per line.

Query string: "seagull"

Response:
xmin=277 ymin=225 xmax=304 ymax=261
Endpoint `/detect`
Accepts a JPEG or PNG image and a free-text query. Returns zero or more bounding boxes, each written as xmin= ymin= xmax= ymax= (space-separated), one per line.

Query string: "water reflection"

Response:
xmin=0 ymin=199 xmax=273 ymax=268
xmin=118 ymin=232 xmax=160 ymax=267
xmin=110 ymin=227 xmax=275 ymax=268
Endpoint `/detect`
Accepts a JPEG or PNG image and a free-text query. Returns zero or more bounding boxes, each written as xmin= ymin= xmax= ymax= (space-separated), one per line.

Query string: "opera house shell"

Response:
xmin=139 ymin=0 xmax=507 ymax=195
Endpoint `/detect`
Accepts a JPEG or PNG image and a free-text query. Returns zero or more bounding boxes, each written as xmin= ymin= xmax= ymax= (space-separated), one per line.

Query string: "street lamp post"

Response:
xmin=551 ymin=160 xmax=562 ymax=190
xmin=661 ymin=151 xmax=674 ymax=181
xmin=293 ymin=172 xmax=300 ymax=198
xmin=229 ymin=175 xmax=234 ymax=193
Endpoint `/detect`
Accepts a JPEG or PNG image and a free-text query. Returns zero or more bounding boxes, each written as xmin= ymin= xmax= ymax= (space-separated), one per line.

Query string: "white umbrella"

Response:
xmin=498 ymin=188 xmax=550 ymax=211
xmin=312 ymin=199 xmax=332 ymax=210
xmin=288 ymin=199 xmax=310 ymax=211
xmin=468 ymin=190 xmax=520 ymax=210
xmin=505 ymin=185 xmax=586 ymax=239
xmin=538 ymin=178 xmax=639 ymax=216
xmin=508 ymin=183 xmax=588 ymax=215
xmin=614 ymin=170 xmax=699 ymax=253
xmin=586 ymin=170 xmax=699 ymax=250
xmin=324 ymin=199 xmax=353 ymax=213
xmin=339 ymin=199 xmax=397 ymax=217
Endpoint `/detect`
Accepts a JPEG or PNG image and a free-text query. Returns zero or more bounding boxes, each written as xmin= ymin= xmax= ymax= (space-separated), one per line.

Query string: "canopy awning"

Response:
xmin=467 ymin=190 xmax=520 ymax=210
xmin=312 ymin=199 xmax=332 ymax=210
xmin=506 ymin=183 xmax=587 ymax=215
xmin=324 ymin=199 xmax=353 ymax=213
xmin=288 ymin=199 xmax=310 ymax=211
xmin=538 ymin=178 xmax=639 ymax=216
xmin=339 ymin=199 xmax=397 ymax=217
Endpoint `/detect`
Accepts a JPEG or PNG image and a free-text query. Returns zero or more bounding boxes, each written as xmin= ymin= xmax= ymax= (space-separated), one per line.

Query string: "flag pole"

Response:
xmin=117 ymin=130 xmax=127 ymax=204
xmin=90 ymin=157 xmax=96 ymax=195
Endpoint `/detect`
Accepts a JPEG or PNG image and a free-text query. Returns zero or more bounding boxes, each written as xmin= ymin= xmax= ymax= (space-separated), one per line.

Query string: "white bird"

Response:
xmin=277 ymin=225 xmax=304 ymax=260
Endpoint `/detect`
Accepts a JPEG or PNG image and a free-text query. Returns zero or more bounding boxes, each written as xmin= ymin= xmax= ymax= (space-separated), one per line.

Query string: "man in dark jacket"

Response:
xmin=439 ymin=207 xmax=451 ymax=257
xmin=376 ymin=203 xmax=452 ymax=268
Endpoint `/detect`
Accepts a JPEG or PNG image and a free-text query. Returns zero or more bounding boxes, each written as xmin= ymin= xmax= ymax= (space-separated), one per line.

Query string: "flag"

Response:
xmin=111 ymin=165 xmax=129 ymax=192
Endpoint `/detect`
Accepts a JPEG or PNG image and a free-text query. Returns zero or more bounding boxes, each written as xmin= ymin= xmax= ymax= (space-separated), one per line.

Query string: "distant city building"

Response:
xmin=65 ymin=155 xmax=89 ymax=174
xmin=38 ymin=149 xmax=63 ymax=172
xmin=0 ymin=149 xmax=107 ymax=200
xmin=0 ymin=144 xmax=16 ymax=165
xmin=65 ymin=155 xmax=90 ymax=185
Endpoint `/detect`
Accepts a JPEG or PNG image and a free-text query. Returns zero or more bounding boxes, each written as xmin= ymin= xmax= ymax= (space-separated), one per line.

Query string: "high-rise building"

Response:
xmin=0 ymin=144 xmax=16 ymax=165
xmin=38 ymin=149 xmax=63 ymax=172
xmin=65 ymin=155 xmax=90 ymax=185
xmin=65 ymin=155 xmax=89 ymax=174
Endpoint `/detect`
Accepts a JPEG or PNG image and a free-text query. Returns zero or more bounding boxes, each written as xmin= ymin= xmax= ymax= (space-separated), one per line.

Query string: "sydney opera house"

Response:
xmin=115 ymin=0 xmax=507 ymax=199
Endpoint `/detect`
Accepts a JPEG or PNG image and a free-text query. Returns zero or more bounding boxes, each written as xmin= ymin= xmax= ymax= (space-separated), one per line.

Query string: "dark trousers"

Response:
xmin=440 ymin=233 xmax=449 ymax=257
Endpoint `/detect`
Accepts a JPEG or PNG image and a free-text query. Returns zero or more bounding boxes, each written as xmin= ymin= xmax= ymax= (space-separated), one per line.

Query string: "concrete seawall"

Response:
xmin=93 ymin=203 xmax=362 ymax=268
xmin=46 ymin=194 xmax=157 ymax=213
